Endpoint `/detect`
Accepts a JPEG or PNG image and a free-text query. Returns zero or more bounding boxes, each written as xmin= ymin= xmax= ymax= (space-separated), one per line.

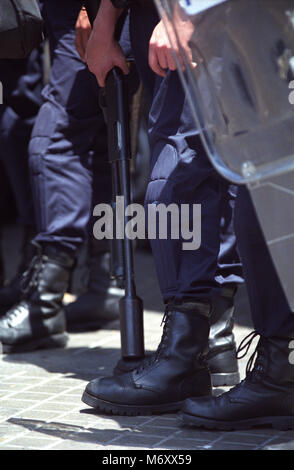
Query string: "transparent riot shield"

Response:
xmin=155 ymin=0 xmax=294 ymax=310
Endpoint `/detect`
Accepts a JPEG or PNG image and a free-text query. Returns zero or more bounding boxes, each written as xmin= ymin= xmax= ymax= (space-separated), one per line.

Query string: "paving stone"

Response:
xmin=50 ymin=440 xmax=106 ymax=450
xmin=156 ymin=438 xmax=206 ymax=450
xmin=109 ymin=434 xmax=162 ymax=448
xmin=0 ymin=423 xmax=24 ymax=433
xmin=0 ymin=445 xmax=24 ymax=450
xmin=0 ymin=383 xmax=26 ymax=392
xmin=0 ymin=428 xmax=23 ymax=445
xmin=8 ymin=392 xmax=53 ymax=401
xmin=15 ymin=410 xmax=64 ymax=421
xmin=29 ymin=385 xmax=73 ymax=393
xmin=0 ymin=407 xmax=23 ymax=418
xmin=4 ymin=436 xmax=58 ymax=449
xmin=113 ymin=416 xmax=158 ymax=427
xmin=217 ymin=432 xmax=274 ymax=446
xmin=146 ymin=416 xmax=179 ymax=428
xmin=49 ymin=378 xmax=84 ymax=387
xmin=1 ymin=376 xmax=44 ymax=385
xmin=176 ymin=428 xmax=224 ymax=441
xmin=262 ymin=436 xmax=294 ymax=449
xmin=46 ymin=395 xmax=81 ymax=405
xmin=108 ymin=446 xmax=158 ymax=450
xmin=31 ymin=401 xmax=81 ymax=412
xmin=14 ymin=369 xmax=59 ymax=378
xmin=131 ymin=425 xmax=177 ymax=438
xmin=210 ymin=442 xmax=255 ymax=450
xmin=0 ymin=366 xmax=24 ymax=374
xmin=264 ymin=441 xmax=294 ymax=450
xmin=0 ymin=400 xmax=38 ymax=409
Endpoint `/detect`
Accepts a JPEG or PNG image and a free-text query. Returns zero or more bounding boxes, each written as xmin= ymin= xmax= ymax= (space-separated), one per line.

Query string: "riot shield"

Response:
xmin=155 ymin=0 xmax=294 ymax=310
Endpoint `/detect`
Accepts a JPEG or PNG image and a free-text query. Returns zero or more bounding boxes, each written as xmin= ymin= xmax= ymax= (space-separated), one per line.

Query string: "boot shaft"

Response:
xmin=87 ymin=238 xmax=113 ymax=292
xmin=151 ymin=301 xmax=211 ymax=369
xmin=22 ymin=243 xmax=75 ymax=313
xmin=209 ymin=286 xmax=236 ymax=351
xmin=256 ymin=336 xmax=294 ymax=387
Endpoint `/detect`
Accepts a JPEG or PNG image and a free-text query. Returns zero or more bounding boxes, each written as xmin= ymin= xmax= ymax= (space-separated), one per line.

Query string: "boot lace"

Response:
xmin=236 ymin=330 xmax=265 ymax=382
xmin=4 ymin=301 xmax=28 ymax=326
xmin=135 ymin=309 xmax=172 ymax=374
xmin=20 ymin=243 xmax=47 ymax=296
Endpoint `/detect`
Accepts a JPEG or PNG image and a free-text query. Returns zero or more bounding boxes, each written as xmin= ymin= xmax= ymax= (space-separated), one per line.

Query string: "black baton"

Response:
xmin=84 ymin=0 xmax=145 ymax=360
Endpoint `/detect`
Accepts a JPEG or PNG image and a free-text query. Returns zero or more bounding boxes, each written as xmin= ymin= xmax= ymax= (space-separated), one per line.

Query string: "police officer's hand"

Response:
xmin=86 ymin=30 xmax=129 ymax=87
xmin=149 ymin=17 xmax=196 ymax=77
xmin=85 ymin=0 xmax=129 ymax=87
xmin=75 ymin=8 xmax=91 ymax=62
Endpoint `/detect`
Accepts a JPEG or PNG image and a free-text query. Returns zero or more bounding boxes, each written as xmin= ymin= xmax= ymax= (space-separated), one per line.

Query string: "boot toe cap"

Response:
xmin=181 ymin=395 xmax=237 ymax=430
xmin=85 ymin=375 xmax=132 ymax=403
xmin=183 ymin=396 xmax=220 ymax=420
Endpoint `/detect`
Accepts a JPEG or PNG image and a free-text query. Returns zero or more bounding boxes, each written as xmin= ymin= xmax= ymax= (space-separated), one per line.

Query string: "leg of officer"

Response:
xmin=182 ymin=186 xmax=294 ymax=430
xmin=132 ymin=3 xmax=243 ymax=389
xmin=0 ymin=49 xmax=43 ymax=310
xmin=0 ymin=0 xmax=112 ymax=353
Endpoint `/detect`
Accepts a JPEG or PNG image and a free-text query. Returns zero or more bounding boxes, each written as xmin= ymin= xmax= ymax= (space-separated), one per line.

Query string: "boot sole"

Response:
xmin=211 ymin=372 xmax=240 ymax=387
xmin=0 ymin=333 xmax=68 ymax=354
xmin=180 ymin=412 xmax=294 ymax=431
xmin=82 ymin=390 xmax=184 ymax=416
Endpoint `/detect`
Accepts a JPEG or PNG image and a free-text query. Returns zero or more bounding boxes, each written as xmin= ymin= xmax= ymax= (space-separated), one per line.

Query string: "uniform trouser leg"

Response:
xmin=0 ymin=49 xmax=43 ymax=227
xmin=130 ymin=5 xmax=242 ymax=303
xmin=0 ymin=0 xmax=112 ymax=351
xmin=29 ymin=0 xmax=111 ymax=254
xmin=234 ymin=186 xmax=294 ymax=337
xmin=0 ymin=108 xmax=35 ymax=227
xmin=216 ymin=184 xmax=243 ymax=287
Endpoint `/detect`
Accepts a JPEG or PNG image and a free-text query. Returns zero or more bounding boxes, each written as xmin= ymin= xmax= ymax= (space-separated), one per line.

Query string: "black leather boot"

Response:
xmin=65 ymin=240 xmax=121 ymax=332
xmin=208 ymin=286 xmax=240 ymax=386
xmin=181 ymin=332 xmax=294 ymax=430
xmin=82 ymin=302 xmax=212 ymax=416
xmin=0 ymin=225 xmax=36 ymax=314
xmin=0 ymin=242 xmax=74 ymax=353
xmin=113 ymin=287 xmax=240 ymax=383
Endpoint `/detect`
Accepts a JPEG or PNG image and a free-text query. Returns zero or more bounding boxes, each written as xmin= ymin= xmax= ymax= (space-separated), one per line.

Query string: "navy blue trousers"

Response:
xmin=130 ymin=5 xmax=242 ymax=303
xmin=29 ymin=0 xmax=112 ymax=253
xmin=0 ymin=49 xmax=43 ymax=227
xmin=235 ymin=187 xmax=294 ymax=337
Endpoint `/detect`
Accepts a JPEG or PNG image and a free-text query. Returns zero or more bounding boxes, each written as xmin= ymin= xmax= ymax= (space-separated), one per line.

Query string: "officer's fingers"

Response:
xmin=98 ymin=62 xmax=119 ymax=87
xmin=112 ymin=44 xmax=129 ymax=76
xmin=95 ymin=67 xmax=109 ymax=87
xmin=148 ymin=44 xmax=166 ymax=77
xmin=156 ymin=47 xmax=168 ymax=71
xmin=75 ymin=30 xmax=85 ymax=61
xmin=81 ymin=30 xmax=91 ymax=61
xmin=166 ymin=48 xmax=178 ymax=72
xmin=117 ymin=57 xmax=130 ymax=76
xmin=98 ymin=74 xmax=106 ymax=88
xmin=86 ymin=60 xmax=106 ymax=87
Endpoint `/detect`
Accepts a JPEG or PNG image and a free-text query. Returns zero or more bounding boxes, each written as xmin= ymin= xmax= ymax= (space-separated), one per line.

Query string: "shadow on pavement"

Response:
xmin=7 ymin=413 xmax=294 ymax=450
xmin=2 ymin=346 xmax=155 ymax=382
